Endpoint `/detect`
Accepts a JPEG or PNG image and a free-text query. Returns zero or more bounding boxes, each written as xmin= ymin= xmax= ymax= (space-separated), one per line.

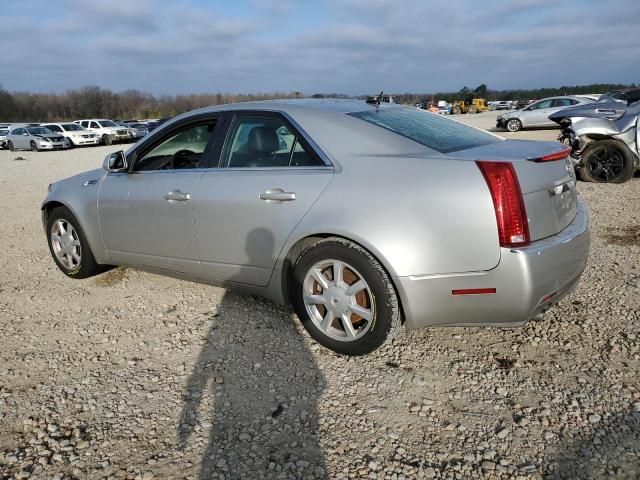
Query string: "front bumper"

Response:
xmin=39 ymin=142 xmax=69 ymax=150
xmin=496 ymin=118 xmax=506 ymax=128
xmin=396 ymin=200 xmax=590 ymax=329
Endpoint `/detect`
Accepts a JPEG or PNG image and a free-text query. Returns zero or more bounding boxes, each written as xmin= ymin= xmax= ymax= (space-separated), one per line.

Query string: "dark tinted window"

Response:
xmin=223 ymin=116 xmax=322 ymax=168
xmin=349 ymin=108 xmax=500 ymax=154
xmin=552 ymin=99 xmax=573 ymax=107
xmin=45 ymin=125 xmax=63 ymax=132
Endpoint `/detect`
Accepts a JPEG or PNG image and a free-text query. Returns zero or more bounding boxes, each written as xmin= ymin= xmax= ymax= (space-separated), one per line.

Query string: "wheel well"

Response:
xmin=42 ymin=201 xmax=65 ymax=223
xmin=280 ymin=234 xmax=406 ymax=323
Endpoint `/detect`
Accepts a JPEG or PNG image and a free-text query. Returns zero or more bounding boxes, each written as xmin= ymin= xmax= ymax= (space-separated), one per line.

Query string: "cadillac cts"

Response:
xmin=42 ymin=100 xmax=590 ymax=355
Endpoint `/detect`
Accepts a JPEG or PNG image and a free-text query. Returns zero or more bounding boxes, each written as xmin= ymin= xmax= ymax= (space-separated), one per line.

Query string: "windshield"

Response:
xmin=62 ymin=123 xmax=84 ymax=131
xmin=349 ymin=107 xmax=500 ymax=153
xmin=99 ymin=120 xmax=118 ymax=127
xmin=27 ymin=127 xmax=52 ymax=135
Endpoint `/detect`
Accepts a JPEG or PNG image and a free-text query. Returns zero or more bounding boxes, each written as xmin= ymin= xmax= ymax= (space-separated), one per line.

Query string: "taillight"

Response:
xmin=529 ymin=147 xmax=571 ymax=162
xmin=476 ymin=161 xmax=530 ymax=248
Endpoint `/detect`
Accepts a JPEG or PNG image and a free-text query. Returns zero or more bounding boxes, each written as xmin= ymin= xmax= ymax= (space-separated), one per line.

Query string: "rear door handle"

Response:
xmin=259 ymin=189 xmax=296 ymax=202
xmin=164 ymin=190 xmax=192 ymax=202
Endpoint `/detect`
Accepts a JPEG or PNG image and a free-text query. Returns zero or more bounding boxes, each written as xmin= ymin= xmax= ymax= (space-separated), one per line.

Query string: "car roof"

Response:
xmin=189 ymin=98 xmax=398 ymax=116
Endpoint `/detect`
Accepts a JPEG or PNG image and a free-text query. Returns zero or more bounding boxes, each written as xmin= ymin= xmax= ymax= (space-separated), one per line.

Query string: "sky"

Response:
xmin=1 ymin=0 xmax=638 ymax=95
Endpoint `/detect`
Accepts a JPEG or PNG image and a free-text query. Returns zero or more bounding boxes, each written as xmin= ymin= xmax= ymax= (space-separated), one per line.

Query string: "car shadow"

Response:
xmin=547 ymin=410 xmax=640 ymax=479
xmin=177 ymin=228 xmax=327 ymax=479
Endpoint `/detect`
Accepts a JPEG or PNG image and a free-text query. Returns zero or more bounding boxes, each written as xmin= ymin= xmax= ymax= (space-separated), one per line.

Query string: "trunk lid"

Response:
xmin=452 ymin=139 xmax=577 ymax=241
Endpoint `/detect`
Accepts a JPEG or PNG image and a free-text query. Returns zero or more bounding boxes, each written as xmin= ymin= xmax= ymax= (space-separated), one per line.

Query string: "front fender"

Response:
xmin=42 ymin=169 xmax=110 ymax=264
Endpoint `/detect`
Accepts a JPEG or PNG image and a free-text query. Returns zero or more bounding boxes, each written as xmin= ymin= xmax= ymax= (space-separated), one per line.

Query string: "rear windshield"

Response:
xmin=349 ymin=108 xmax=500 ymax=153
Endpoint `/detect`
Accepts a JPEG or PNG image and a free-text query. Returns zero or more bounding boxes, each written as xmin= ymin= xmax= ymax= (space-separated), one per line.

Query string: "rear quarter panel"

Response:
xmin=288 ymin=154 xmax=499 ymax=277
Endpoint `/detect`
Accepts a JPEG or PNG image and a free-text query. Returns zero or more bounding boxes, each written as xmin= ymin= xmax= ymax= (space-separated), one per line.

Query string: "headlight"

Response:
xmin=40 ymin=138 xmax=51 ymax=143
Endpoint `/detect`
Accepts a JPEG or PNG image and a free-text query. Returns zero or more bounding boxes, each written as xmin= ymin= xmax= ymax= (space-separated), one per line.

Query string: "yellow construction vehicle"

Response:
xmin=450 ymin=94 xmax=490 ymax=114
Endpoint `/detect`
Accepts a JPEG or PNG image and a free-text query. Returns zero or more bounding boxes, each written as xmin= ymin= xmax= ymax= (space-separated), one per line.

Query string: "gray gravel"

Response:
xmin=1 ymin=114 xmax=639 ymax=479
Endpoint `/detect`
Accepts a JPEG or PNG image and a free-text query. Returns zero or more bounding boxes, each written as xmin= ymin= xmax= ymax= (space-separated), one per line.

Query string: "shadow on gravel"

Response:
xmin=547 ymin=411 xmax=640 ymax=479
xmin=177 ymin=229 xmax=327 ymax=479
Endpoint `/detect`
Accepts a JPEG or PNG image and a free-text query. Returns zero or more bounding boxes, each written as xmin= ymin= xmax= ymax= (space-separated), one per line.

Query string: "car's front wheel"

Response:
xmin=102 ymin=134 xmax=112 ymax=146
xmin=46 ymin=206 xmax=101 ymax=278
xmin=292 ymin=238 xmax=402 ymax=355
xmin=30 ymin=141 xmax=38 ymax=152
xmin=506 ymin=118 xmax=522 ymax=132
xmin=7 ymin=140 xmax=15 ymax=151
xmin=578 ymin=140 xmax=635 ymax=183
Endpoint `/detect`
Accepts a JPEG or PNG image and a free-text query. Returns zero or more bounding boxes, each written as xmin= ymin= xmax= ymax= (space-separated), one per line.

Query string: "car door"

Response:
xmin=194 ymin=112 xmax=334 ymax=286
xmin=98 ymin=116 xmax=222 ymax=273
xmin=522 ymin=99 xmax=553 ymax=127
xmin=15 ymin=128 xmax=29 ymax=149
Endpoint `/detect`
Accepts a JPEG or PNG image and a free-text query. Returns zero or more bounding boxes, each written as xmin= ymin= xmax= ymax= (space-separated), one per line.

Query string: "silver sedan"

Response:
xmin=496 ymin=96 xmax=593 ymax=132
xmin=42 ymin=100 xmax=590 ymax=355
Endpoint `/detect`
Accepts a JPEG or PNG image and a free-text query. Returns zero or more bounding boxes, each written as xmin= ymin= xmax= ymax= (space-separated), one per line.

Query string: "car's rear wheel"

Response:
xmin=7 ymin=140 xmax=15 ymax=151
xmin=30 ymin=141 xmax=38 ymax=152
xmin=46 ymin=206 xmax=101 ymax=278
xmin=506 ymin=118 xmax=522 ymax=132
xmin=578 ymin=140 xmax=635 ymax=183
xmin=102 ymin=134 xmax=112 ymax=146
xmin=291 ymin=238 xmax=401 ymax=356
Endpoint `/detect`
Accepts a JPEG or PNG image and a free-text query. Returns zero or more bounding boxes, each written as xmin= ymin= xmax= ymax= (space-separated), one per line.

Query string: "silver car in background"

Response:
xmin=42 ymin=100 xmax=590 ymax=355
xmin=6 ymin=125 xmax=69 ymax=151
xmin=497 ymin=96 xmax=593 ymax=132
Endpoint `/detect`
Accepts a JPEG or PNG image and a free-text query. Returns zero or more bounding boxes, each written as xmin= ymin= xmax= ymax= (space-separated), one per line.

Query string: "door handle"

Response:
xmin=164 ymin=190 xmax=192 ymax=202
xmin=259 ymin=189 xmax=296 ymax=202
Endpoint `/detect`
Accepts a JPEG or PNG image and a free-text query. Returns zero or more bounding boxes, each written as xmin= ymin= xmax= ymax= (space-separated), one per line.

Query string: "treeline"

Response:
xmin=0 ymin=83 xmax=636 ymax=122
xmin=0 ymin=85 xmax=305 ymax=122
xmin=391 ymin=83 xmax=637 ymax=105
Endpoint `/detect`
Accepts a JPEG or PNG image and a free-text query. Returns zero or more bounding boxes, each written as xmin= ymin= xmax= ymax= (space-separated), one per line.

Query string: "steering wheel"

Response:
xmin=171 ymin=149 xmax=197 ymax=169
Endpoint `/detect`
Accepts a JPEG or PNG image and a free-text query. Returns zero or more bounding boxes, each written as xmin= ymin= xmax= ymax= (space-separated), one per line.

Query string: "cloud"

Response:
xmin=0 ymin=0 xmax=638 ymax=95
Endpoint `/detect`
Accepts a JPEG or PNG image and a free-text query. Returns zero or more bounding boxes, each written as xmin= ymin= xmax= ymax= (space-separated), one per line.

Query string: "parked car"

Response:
xmin=496 ymin=96 xmax=593 ymax=132
xmin=124 ymin=122 xmax=149 ymax=140
xmin=41 ymin=123 xmax=100 ymax=147
xmin=599 ymin=88 xmax=640 ymax=106
xmin=6 ymin=125 xmax=69 ymax=151
xmin=42 ymin=100 xmax=589 ymax=355
xmin=493 ymin=101 xmax=512 ymax=110
xmin=0 ymin=126 xmax=9 ymax=148
xmin=550 ymin=99 xmax=640 ymax=183
xmin=73 ymin=119 xmax=131 ymax=145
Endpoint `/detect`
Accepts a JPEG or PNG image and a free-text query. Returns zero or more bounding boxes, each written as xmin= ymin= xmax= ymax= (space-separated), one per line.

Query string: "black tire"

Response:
xmin=578 ymin=140 xmax=635 ymax=183
xmin=102 ymin=134 xmax=112 ymax=146
xmin=66 ymin=137 xmax=74 ymax=148
xmin=291 ymin=238 xmax=402 ymax=356
xmin=46 ymin=206 xmax=102 ymax=279
xmin=7 ymin=140 xmax=15 ymax=152
xmin=30 ymin=141 xmax=38 ymax=152
xmin=506 ymin=118 xmax=522 ymax=132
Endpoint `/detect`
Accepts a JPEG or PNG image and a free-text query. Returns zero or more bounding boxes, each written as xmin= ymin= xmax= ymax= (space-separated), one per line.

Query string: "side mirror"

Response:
xmin=23 ymin=132 xmax=29 ymax=136
xmin=103 ymin=151 xmax=128 ymax=172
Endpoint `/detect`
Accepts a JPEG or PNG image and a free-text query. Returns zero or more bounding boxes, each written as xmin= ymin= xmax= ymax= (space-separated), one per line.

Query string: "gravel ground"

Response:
xmin=1 ymin=113 xmax=639 ymax=480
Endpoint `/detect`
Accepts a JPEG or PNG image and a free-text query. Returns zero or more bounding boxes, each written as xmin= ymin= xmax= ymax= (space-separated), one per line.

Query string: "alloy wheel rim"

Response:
xmin=507 ymin=119 xmax=520 ymax=132
xmin=303 ymin=259 xmax=374 ymax=342
xmin=587 ymin=147 xmax=624 ymax=181
xmin=50 ymin=219 xmax=81 ymax=270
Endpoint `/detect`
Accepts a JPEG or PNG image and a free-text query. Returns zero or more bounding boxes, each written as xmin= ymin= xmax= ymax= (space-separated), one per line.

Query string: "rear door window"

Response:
xmin=222 ymin=115 xmax=323 ymax=168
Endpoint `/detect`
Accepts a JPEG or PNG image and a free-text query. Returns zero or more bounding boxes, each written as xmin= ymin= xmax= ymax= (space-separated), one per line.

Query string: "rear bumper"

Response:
xmin=396 ymin=200 xmax=590 ymax=329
